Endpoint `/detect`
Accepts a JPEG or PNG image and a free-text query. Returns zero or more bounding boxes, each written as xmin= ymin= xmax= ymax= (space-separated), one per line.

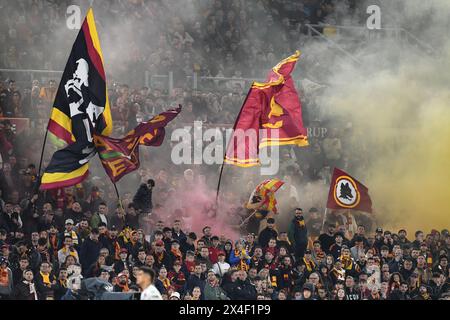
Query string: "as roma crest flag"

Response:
xmin=224 ymin=51 xmax=308 ymax=167
xmin=41 ymin=8 xmax=112 ymax=190
xmin=327 ymin=168 xmax=373 ymax=213
xmin=94 ymin=106 xmax=181 ymax=183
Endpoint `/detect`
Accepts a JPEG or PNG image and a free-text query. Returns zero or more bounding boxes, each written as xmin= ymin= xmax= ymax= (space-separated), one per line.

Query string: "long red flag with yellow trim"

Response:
xmin=224 ymin=51 xmax=308 ymax=167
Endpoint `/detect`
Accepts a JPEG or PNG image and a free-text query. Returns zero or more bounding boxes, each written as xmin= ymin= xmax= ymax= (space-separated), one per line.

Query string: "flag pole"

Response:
xmin=215 ymin=161 xmax=225 ymax=203
xmin=321 ymin=208 xmax=328 ymax=233
xmin=113 ymin=182 xmax=124 ymax=211
xmin=215 ymin=88 xmax=253 ymax=206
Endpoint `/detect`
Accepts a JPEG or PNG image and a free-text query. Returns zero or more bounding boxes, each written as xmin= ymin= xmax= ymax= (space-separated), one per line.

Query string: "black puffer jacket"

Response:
xmin=227 ymin=279 xmax=257 ymax=300
xmin=133 ymin=184 xmax=153 ymax=213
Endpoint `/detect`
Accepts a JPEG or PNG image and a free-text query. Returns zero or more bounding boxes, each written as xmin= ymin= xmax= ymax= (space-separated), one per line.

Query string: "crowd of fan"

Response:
xmin=0 ymin=0 xmax=361 ymax=124
xmin=0 ymin=0 xmax=448 ymax=301
xmin=0 ymin=177 xmax=449 ymax=300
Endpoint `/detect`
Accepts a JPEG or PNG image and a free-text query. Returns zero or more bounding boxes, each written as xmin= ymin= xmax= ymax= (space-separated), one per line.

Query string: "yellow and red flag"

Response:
xmin=41 ymin=8 xmax=112 ymax=190
xmin=249 ymin=179 xmax=285 ymax=214
xmin=224 ymin=51 xmax=308 ymax=167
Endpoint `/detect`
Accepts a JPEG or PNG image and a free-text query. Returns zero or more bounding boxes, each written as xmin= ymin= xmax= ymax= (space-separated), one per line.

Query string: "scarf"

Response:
xmin=40 ymin=272 xmax=51 ymax=285
xmin=340 ymin=255 xmax=353 ymax=270
xmin=113 ymin=240 xmax=121 ymax=260
xmin=23 ymin=280 xmax=38 ymax=300
xmin=297 ymin=219 xmax=305 ymax=227
xmin=371 ymin=292 xmax=380 ymax=300
xmin=159 ymin=277 xmax=171 ymax=289
xmin=64 ymin=230 xmax=78 ymax=245
xmin=59 ymin=279 xmax=67 ymax=288
xmin=155 ymin=251 xmax=165 ymax=264
xmin=49 ymin=234 xmax=58 ymax=257
xmin=171 ymin=248 xmax=183 ymax=262
xmin=332 ymin=267 xmax=346 ymax=281
xmin=234 ymin=249 xmax=249 ymax=271
xmin=303 ymin=258 xmax=316 ymax=272
xmin=61 ymin=247 xmax=78 ymax=260
xmin=117 ymin=280 xmax=130 ymax=292
xmin=0 ymin=267 xmax=9 ymax=286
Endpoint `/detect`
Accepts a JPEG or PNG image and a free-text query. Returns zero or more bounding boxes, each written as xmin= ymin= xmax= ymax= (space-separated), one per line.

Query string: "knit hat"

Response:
xmin=0 ymin=257 xmax=9 ymax=266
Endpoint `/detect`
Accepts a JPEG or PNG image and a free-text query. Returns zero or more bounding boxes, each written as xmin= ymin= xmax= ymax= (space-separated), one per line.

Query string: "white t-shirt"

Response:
xmin=140 ymin=284 xmax=163 ymax=300
xmin=212 ymin=261 xmax=231 ymax=277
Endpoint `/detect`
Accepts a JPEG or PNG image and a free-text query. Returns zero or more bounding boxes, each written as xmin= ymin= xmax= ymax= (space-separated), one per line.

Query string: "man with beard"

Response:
xmin=65 ymin=202 xmax=84 ymax=226
xmin=100 ymin=225 xmax=121 ymax=260
xmin=388 ymin=281 xmax=411 ymax=300
xmin=318 ymin=223 xmax=336 ymax=254
xmin=288 ymin=208 xmax=308 ymax=260
xmin=276 ymin=256 xmax=295 ymax=294
xmin=249 ymin=246 xmax=264 ymax=271
xmin=258 ymin=218 xmax=278 ymax=249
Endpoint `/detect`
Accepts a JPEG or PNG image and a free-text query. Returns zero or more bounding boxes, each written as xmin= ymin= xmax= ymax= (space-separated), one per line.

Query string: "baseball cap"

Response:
xmin=65 ymin=219 xmax=74 ymax=225
xmin=305 ymin=249 xmax=312 ymax=255
xmin=170 ymin=292 xmax=180 ymax=300
xmin=218 ymin=251 xmax=226 ymax=256
xmin=155 ymin=240 xmax=164 ymax=246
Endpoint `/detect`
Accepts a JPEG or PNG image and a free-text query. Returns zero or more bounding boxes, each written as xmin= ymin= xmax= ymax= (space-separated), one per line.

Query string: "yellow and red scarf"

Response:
xmin=303 ymin=258 xmax=316 ymax=272
xmin=234 ymin=249 xmax=249 ymax=271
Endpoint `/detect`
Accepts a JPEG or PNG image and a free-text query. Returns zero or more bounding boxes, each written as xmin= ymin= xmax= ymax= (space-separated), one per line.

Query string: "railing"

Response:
xmin=304 ymin=23 xmax=436 ymax=57
xmin=0 ymin=69 xmax=63 ymax=88
xmin=145 ymin=71 xmax=311 ymax=93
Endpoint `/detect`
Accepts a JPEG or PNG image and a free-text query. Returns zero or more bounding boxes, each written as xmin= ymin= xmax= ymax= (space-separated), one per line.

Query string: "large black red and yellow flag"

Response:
xmin=94 ymin=106 xmax=181 ymax=183
xmin=41 ymin=8 xmax=112 ymax=190
xmin=224 ymin=51 xmax=308 ymax=167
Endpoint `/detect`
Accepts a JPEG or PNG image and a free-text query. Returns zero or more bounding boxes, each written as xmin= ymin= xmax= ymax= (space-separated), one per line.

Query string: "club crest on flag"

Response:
xmin=326 ymin=168 xmax=373 ymax=213
xmin=333 ymin=176 xmax=360 ymax=208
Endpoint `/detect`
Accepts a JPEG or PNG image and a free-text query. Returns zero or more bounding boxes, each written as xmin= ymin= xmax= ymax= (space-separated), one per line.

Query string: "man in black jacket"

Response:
xmin=79 ymin=228 xmax=102 ymax=275
xmin=227 ymin=269 xmax=257 ymax=300
xmin=288 ymin=208 xmax=308 ymax=260
xmin=184 ymin=263 xmax=205 ymax=295
xmin=258 ymin=218 xmax=278 ymax=248
xmin=388 ymin=281 xmax=411 ymax=300
xmin=133 ymin=179 xmax=155 ymax=213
